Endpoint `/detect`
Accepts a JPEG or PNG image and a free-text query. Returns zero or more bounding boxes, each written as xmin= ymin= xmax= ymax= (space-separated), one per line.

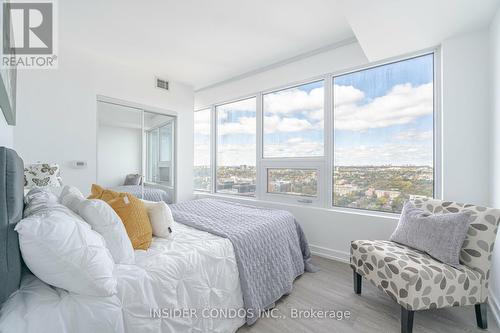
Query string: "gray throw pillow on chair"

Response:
xmin=390 ymin=201 xmax=471 ymax=268
xmin=124 ymin=174 xmax=142 ymax=186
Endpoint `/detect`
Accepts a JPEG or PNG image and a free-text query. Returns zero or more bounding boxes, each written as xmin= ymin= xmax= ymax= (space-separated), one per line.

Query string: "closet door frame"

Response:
xmin=96 ymin=95 xmax=178 ymax=203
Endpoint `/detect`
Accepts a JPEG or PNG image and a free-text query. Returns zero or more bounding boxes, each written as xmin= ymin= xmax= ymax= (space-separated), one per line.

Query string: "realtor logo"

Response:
xmin=2 ymin=1 xmax=57 ymax=68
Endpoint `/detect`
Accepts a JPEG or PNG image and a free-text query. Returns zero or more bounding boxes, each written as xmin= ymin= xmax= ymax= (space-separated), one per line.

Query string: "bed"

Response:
xmin=0 ymin=147 xmax=313 ymax=333
xmin=0 ymin=222 xmax=245 ymax=333
xmin=110 ymin=184 xmax=172 ymax=203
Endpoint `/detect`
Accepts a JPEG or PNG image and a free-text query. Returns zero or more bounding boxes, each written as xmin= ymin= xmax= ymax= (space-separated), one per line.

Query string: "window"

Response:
xmin=267 ymin=168 xmax=318 ymax=197
xmin=216 ymin=98 xmax=257 ymax=196
xmin=333 ymin=54 xmax=434 ymax=213
xmin=145 ymin=114 xmax=175 ymax=187
xmin=263 ymin=81 xmax=324 ymax=158
xmin=194 ymin=109 xmax=211 ymax=191
xmin=194 ymin=51 xmax=438 ymax=214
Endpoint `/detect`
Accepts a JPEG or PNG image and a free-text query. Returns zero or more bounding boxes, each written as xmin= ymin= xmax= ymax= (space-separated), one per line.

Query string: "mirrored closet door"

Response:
xmin=97 ymin=98 xmax=177 ymax=203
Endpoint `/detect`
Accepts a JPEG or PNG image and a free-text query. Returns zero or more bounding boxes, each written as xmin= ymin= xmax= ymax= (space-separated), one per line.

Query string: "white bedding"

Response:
xmin=0 ymin=222 xmax=245 ymax=333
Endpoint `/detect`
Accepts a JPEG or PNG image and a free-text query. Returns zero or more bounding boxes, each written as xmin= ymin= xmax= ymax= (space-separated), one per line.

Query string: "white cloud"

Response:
xmin=194 ymin=143 xmax=210 ymax=166
xmin=334 ymin=82 xmax=433 ymax=131
xmin=335 ymin=143 xmax=433 ymax=166
xmin=218 ymin=116 xmax=256 ymax=135
xmin=264 ymin=140 xmax=323 ymax=158
xmin=394 ymin=130 xmax=433 ymax=141
xmin=218 ymin=144 xmax=256 ymax=166
xmin=194 ymin=110 xmax=211 ymax=135
xmin=334 ymin=85 xmax=365 ymax=107
xmin=264 ymin=87 xmax=323 ymax=115
xmin=264 ymin=115 xmax=314 ymax=133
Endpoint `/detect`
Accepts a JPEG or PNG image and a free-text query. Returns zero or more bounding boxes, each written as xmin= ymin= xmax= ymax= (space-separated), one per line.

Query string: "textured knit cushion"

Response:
xmin=412 ymin=198 xmax=500 ymax=287
xmin=350 ymin=240 xmax=483 ymax=311
xmin=107 ymin=195 xmax=152 ymax=250
xmin=89 ymin=184 xmax=152 ymax=250
xmin=124 ymin=174 xmax=142 ymax=186
xmin=390 ymin=201 xmax=471 ymax=267
xmin=88 ymin=184 xmax=120 ymax=201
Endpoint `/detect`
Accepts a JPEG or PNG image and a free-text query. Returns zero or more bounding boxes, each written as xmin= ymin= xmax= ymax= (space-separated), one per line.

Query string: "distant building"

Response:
xmin=409 ymin=194 xmax=428 ymax=200
xmin=374 ymin=189 xmax=400 ymax=200
xmin=269 ymin=181 xmax=292 ymax=193
xmin=335 ymin=184 xmax=358 ymax=196
xmin=233 ymin=183 xmax=256 ymax=194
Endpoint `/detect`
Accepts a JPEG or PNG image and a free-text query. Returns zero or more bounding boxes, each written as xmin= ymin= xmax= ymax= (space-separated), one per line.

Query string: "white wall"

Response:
xmin=97 ymin=125 xmax=142 ymax=188
xmin=194 ymin=34 xmax=493 ymax=262
xmin=14 ymin=46 xmax=194 ymax=201
xmin=0 ymin=114 xmax=13 ymax=148
xmin=441 ymin=29 xmax=491 ymax=205
xmin=489 ymin=6 xmax=500 ymax=324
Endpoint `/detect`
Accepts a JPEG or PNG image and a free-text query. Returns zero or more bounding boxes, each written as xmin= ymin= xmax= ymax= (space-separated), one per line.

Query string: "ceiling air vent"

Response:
xmin=155 ymin=77 xmax=169 ymax=91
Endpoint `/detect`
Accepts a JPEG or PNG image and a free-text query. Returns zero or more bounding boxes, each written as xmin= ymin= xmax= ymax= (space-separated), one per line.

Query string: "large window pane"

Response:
xmin=216 ymin=98 xmax=256 ymax=196
xmin=263 ymin=81 xmax=324 ymax=158
xmin=194 ymin=109 xmax=211 ymax=191
xmin=267 ymin=168 xmax=318 ymax=197
xmin=333 ymin=54 xmax=434 ymax=213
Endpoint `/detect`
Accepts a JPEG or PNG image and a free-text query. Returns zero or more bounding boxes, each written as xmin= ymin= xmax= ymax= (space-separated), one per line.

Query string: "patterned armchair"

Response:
xmin=350 ymin=199 xmax=500 ymax=333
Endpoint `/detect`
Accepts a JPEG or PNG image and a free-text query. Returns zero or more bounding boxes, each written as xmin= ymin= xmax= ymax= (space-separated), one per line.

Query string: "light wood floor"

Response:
xmin=237 ymin=256 xmax=500 ymax=333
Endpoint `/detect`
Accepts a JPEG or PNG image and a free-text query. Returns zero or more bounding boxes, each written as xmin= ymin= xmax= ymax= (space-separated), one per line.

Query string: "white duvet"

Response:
xmin=0 ymin=222 xmax=245 ymax=333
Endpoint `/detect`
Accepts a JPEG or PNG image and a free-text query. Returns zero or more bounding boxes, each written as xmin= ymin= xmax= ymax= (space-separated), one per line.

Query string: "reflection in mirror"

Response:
xmin=144 ymin=111 xmax=175 ymax=202
xmin=97 ymin=100 xmax=176 ymax=203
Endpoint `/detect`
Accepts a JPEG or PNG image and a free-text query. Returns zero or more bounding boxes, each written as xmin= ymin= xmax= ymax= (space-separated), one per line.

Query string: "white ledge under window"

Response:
xmin=193 ymin=191 xmax=400 ymax=221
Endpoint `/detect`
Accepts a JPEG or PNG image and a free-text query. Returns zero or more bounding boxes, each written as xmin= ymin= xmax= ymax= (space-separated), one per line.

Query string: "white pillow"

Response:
xmin=142 ymin=200 xmax=174 ymax=238
xmin=59 ymin=185 xmax=85 ymax=213
xmin=16 ymin=202 xmax=117 ymax=296
xmin=78 ymin=199 xmax=135 ymax=264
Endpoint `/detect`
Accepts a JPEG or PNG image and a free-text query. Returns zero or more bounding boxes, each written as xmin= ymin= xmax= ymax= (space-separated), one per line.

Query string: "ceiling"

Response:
xmin=339 ymin=0 xmax=500 ymax=62
xmin=62 ymin=0 xmax=499 ymax=90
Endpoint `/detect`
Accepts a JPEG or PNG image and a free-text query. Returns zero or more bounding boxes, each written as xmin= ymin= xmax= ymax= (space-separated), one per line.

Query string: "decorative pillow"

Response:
xmin=124 ymin=174 xmax=142 ymax=186
xmin=142 ymin=200 xmax=174 ymax=238
xmin=89 ymin=184 xmax=152 ymax=250
xmin=106 ymin=195 xmax=152 ymax=250
xmin=78 ymin=199 xmax=135 ymax=264
xmin=88 ymin=184 xmax=120 ymax=201
xmin=23 ymin=188 xmax=60 ymax=218
xmin=59 ymin=185 xmax=85 ymax=214
xmin=390 ymin=201 xmax=472 ymax=267
xmin=24 ymin=163 xmax=62 ymax=189
xmin=17 ymin=192 xmax=117 ymax=296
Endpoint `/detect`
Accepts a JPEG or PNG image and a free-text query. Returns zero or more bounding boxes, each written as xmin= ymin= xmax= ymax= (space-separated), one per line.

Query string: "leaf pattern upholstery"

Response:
xmin=350 ymin=199 xmax=500 ymax=311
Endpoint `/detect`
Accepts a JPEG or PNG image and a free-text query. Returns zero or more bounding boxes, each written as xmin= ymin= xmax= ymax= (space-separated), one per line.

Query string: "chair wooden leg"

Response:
xmin=401 ymin=307 xmax=414 ymax=333
xmin=353 ymin=270 xmax=362 ymax=294
xmin=475 ymin=303 xmax=488 ymax=329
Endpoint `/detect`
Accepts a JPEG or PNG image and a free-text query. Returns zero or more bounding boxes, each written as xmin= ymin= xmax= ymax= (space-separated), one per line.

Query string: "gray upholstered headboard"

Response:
xmin=0 ymin=147 xmax=24 ymax=305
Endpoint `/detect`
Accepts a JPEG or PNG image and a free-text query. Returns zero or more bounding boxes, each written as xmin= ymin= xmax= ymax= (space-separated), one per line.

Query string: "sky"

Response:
xmin=194 ymin=53 xmax=434 ymax=167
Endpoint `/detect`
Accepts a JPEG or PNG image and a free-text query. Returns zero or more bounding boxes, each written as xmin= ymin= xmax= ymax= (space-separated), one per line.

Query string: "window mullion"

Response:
xmin=210 ymin=106 xmax=217 ymax=194
xmin=256 ymin=92 xmax=263 ymax=200
xmin=324 ymin=75 xmax=333 ymax=209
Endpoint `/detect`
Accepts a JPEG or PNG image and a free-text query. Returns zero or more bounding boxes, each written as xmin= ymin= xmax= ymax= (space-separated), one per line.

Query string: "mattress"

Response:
xmin=0 ymin=222 xmax=245 ymax=333
xmin=110 ymin=185 xmax=171 ymax=203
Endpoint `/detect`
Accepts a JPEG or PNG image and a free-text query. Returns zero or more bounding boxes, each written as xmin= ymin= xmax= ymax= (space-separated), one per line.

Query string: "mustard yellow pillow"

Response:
xmin=88 ymin=184 xmax=152 ymax=250
xmin=88 ymin=184 xmax=120 ymax=201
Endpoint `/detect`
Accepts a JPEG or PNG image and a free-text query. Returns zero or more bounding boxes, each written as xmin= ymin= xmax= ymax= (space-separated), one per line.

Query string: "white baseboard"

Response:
xmin=490 ymin=290 xmax=500 ymax=327
xmin=309 ymin=244 xmax=350 ymax=263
